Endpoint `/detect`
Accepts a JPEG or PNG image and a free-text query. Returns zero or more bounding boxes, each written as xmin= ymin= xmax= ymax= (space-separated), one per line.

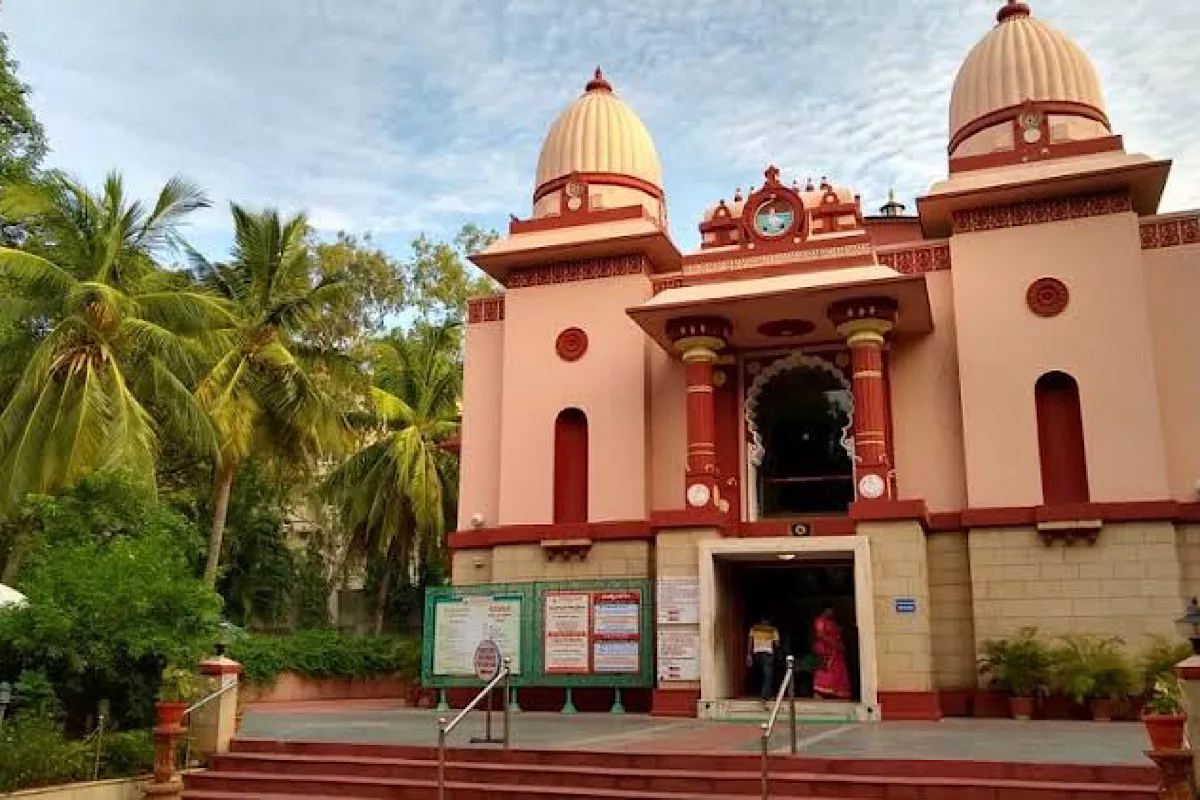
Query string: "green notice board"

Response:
xmin=422 ymin=579 xmax=653 ymax=689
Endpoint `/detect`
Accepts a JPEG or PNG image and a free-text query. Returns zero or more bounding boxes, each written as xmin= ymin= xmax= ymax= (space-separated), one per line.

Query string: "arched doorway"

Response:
xmin=746 ymin=355 xmax=854 ymax=518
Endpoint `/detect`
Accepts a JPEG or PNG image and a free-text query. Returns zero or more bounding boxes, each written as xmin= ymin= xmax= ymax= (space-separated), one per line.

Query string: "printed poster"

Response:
xmin=656 ymin=577 xmax=700 ymax=625
xmin=592 ymin=591 xmax=640 ymax=638
xmin=543 ymin=592 xmax=590 ymax=673
xmin=593 ymin=640 xmax=640 ymax=673
xmin=432 ymin=593 xmax=522 ymax=676
xmin=656 ymin=627 xmax=700 ymax=681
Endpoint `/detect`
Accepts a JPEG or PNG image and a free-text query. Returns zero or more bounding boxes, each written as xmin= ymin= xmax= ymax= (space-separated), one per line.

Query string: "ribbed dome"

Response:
xmin=949 ymin=2 xmax=1107 ymax=153
xmin=534 ymin=69 xmax=663 ymax=194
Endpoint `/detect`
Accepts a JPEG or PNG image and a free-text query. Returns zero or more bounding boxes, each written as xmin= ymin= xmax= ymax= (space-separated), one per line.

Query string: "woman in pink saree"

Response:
xmin=813 ymin=608 xmax=852 ymax=699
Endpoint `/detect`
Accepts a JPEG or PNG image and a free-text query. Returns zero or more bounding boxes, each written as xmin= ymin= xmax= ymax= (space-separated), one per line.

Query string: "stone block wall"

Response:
xmin=927 ymin=532 xmax=977 ymax=689
xmin=862 ymin=520 xmax=934 ymax=692
xmin=451 ymin=541 xmax=651 ymax=585
xmin=1178 ymin=524 xmax=1200 ymax=603
xmin=969 ymin=522 xmax=1179 ymax=652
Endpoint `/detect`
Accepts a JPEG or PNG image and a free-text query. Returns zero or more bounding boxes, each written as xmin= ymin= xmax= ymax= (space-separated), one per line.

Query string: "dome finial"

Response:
xmin=586 ymin=66 xmax=613 ymax=93
xmin=997 ymin=0 xmax=1031 ymax=23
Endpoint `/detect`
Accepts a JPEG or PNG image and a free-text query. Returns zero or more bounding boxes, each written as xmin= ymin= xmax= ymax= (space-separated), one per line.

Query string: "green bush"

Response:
xmin=99 ymin=729 xmax=154 ymax=779
xmin=1049 ymin=634 xmax=1138 ymax=703
xmin=0 ymin=714 xmax=89 ymax=792
xmin=229 ymin=629 xmax=420 ymax=685
xmin=0 ymin=472 xmax=221 ymax=730
xmin=1140 ymin=635 xmax=1192 ymax=693
xmin=978 ymin=627 xmax=1051 ymax=697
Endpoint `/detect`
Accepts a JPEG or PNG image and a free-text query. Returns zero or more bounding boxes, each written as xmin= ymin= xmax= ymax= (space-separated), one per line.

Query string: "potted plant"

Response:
xmin=1049 ymin=635 xmax=1136 ymax=721
xmin=979 ymin=628 xmax=1049 ymax=720
xmin=1142 ymin=676 xmax=1187 ymax=751
xmin=157 ymin=666 xmax=205 ymax=728
xmin=1140 ymin=636 xmax=1193 ymax=695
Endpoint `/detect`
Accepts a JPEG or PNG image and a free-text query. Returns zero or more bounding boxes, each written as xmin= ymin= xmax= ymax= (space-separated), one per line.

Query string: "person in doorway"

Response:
xmin=747 ymin=617 xmax=780 ymax=706
xmin=812 ymin=607 xmax=851 ymax=700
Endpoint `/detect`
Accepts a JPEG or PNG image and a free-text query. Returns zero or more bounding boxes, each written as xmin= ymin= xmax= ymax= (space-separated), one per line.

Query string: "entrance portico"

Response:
xmin=697 ymin=535 xmax=880 ymax=721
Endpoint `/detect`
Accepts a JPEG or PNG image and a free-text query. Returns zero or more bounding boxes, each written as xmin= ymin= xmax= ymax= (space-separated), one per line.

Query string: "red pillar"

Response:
xmin=829 ymin=298 xmax=898 ymax=503
xmin=667 ymin=316 xmax=731 ymax=511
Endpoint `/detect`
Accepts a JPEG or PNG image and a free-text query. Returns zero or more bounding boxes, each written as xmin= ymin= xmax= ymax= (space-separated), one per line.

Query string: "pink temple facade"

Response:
xmin=450 ymin=1 xmax=1200 ymax=720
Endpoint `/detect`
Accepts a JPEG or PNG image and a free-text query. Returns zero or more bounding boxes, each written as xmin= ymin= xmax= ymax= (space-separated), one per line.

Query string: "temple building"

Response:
xmin=445 ymin=1 xmax=1200 ymax=720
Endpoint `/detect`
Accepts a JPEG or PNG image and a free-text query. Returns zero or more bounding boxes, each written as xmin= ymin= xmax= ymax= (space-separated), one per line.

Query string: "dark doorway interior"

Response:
xmin=727 ymin=559 xmax=859 ymax=701
xmin=755 ymin=364 xmax=854 ymax=517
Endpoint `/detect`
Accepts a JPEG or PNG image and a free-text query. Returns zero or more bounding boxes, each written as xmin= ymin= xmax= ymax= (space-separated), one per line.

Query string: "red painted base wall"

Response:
xmin=444 ymin=687 xmax=652 ymax=714
xmin=877 ymin=691 xmax=942 ymax=721
xmin=651 ymin=688 xmax=700 ymax=717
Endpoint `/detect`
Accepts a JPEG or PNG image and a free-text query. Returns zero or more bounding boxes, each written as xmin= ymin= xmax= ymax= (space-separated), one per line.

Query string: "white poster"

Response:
xmin=656 ymin=627 xmax=701 ymax=681
xmin=544 ymin=592 xmax=590 ymax=673
xmin=593 ymin=640 xmax=640 ymax=673
xmin=432 ymin=594 xmax=522 ymax=676
xmin=656 ymin=577 xmax=700 ymax=625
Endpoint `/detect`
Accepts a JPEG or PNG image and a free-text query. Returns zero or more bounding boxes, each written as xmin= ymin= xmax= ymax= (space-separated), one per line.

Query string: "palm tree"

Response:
xmin=0 ymin=172 xmax=227 ymax=520
xmin=323 ymin=323 xmax=461 ymax=633
xmin=190 ymin=205 xmax=352 ymax=588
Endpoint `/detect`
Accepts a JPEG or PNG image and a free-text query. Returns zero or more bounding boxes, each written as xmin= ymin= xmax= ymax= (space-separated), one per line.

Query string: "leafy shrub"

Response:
xmin=1140 ymin=635 xmax=1192 ymax=693
xmin=979 ymin=627 xmax=1051 ymax=697
xmin=229 ymin=629 xmax=420 ymax=685
xmin=0 ymin=713 xmax=89 ymax=792
xmin=1049 ymin=634 xmax=1137 ymax=703
xmin=99 ymin=729 xmax=155 ymax=778
xmin=1145 ymin=675 xmax=1186 ymax=716
xmin=0 ymin=472 xmax=221 ymax=729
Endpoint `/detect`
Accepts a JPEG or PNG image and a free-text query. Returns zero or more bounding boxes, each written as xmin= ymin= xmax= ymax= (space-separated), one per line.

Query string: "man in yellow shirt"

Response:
xmin=747 ymin=617 xmax=780 ymax=705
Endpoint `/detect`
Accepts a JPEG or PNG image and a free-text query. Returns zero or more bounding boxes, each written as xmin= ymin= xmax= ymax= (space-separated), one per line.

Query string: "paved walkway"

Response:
xmin=241 ymin=703 xmax=1153 ymax=765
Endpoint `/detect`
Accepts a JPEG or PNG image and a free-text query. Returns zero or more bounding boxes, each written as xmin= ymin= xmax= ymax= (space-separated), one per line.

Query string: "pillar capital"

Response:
xmin=828 ymin=297 xmax=898 ymax=340
xmin=667 ymin=315 xmax=731 ymax=357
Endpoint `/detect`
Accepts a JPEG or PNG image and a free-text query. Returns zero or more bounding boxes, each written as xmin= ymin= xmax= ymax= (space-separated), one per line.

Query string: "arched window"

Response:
xmin=1035 ymin=371 xmax=1089 ymax=505
xmin=554 ymin=408 xmax=588 ymax=524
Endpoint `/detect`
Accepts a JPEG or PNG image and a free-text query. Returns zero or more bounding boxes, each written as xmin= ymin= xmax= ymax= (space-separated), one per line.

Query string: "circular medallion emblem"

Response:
xmin=753 ymin=198 xmax=794 ymax=238
xmin=1026 ymin=277 xmax=1069 ymax=317
xmin=1018 ymin=110 xmax=1043 ymax=143
xmin=686 ymin=483 xmax=711 ymax=508
xmin=473 ymin=639 xmax=501 ymax=681
xmin=858 ymin=474 xmax=886 ymax=500
xmin=555 ymin=327 xmax=588 ymax=361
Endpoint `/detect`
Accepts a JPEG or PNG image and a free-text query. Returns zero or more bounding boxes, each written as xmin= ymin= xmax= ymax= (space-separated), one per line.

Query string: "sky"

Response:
xmin=5 ymin=0 xmax=1200 ymax=259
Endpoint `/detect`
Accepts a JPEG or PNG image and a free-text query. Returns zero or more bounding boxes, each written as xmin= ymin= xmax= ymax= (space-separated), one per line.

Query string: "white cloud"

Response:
xmin=5 ymin=0 xmax=1199 ymax=254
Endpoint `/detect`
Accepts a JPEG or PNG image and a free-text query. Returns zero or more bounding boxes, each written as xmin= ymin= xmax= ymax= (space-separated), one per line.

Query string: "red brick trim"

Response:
xmin=937 ymin=688 xmax=973 ymax=718
xmin=737 ymin=518 xmax=857 ymax=537
xmin=1141 ymin=214 xmax=1200 ymax=250
xmin=949 ymin=100 xmax=1111 ymax=156
xmin=506 ymin=254 xmax=650 ymax=289
xmin=650 ymin=508 xmax=731 ymax=531
xmin=962 ymin=500 xmax=1186 ymax=529
xmin=950 ymin=135 xmax=1125 ymax=175
xmin=533 ymin=172 xmax=664 ymax=205
xmin=951 ymin=192 xmax=1132 ymax=234
xmin=509 ymin=204 xmax=648 ymax=235
xmin=466 ymin=295 xmax=505 ymax=323
xmin=877 ymin=691 xmax=942 ymax=721
xmin=877 ymin=243 xmax=951 ymax=275
xmin=449 ymin=520 xmax=654 ymax=550
xmin=927 ymin=512 xmax=964 ymax=532
xmin=650 ymin=688 xmax=699 ymax=717
xmin=1176 ymin=663 xmax=1200 ymax=681
xmin=849 ymin=499 xmax=927 ymax=522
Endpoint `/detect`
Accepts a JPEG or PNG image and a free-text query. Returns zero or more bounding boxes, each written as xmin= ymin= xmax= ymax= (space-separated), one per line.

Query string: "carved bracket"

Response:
xmin=541 ymin=538 xmax=593 ymax=562
xmin=1036 ymin=519 xmax=1101 ymax=547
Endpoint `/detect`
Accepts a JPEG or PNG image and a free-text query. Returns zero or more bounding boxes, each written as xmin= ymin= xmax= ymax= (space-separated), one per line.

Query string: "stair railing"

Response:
xmin=182 ymin=677 xmax=240 ymax=768
xmin=760 ymin=654 xmax=798 ymax=800
xmin=436 ymin=656 xmax=512 ymax=800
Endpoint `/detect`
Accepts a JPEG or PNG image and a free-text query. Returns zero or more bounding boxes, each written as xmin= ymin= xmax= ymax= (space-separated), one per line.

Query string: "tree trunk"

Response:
xmin=203 ymin=460 xmax=238 ymax=589
xmin=0 ymin=531 xmax=28 ymax=585
xmin=373 ymin=560 xmax=393 ymax=636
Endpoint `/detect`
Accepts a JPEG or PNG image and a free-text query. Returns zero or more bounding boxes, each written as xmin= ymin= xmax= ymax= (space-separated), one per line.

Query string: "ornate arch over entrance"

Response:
xmin=745 ymin=353 xmax=855 ymax=520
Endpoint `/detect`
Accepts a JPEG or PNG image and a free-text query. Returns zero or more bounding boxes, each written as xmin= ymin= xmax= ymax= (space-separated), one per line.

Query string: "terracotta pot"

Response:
xmin=1009 ymin=696 xmax=1034 ymax=721
xmin=156 ymin=701 xmax=188 ymax=728
xmin=1143 ymin=713 xmax=1187 ymax=751
xmin=1090 ymin=698 xmax=1114 ymax=722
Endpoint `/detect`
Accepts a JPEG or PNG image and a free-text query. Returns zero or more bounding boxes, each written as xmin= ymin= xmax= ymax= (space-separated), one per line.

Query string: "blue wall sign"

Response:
xmin=894 ymin=597 xmax=917 ymax=614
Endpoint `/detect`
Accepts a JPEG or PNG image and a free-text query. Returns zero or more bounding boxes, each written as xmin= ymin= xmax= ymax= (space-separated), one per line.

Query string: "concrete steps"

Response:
xmin=182 ymin=738 xmax=1159 ymax=799
xmin=698 ymin=698 xmax=865 ymax=723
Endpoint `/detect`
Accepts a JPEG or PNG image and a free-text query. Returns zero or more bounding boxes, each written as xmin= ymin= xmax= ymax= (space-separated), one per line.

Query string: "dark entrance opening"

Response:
xmin=753 ymin=363 xmax=854 ymax=517
xmin=718 ymin=558 xmax=860 ymax=701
